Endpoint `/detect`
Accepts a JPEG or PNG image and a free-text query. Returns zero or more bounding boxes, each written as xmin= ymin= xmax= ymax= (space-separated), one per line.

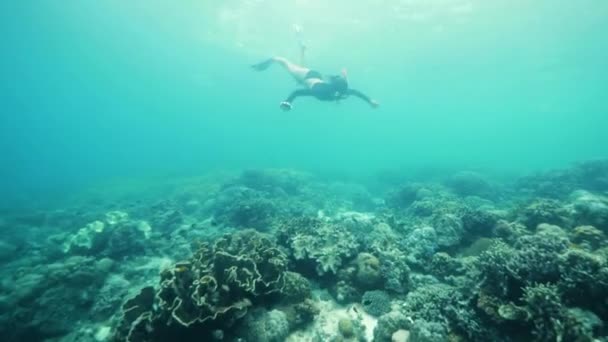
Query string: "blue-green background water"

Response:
xmin=1 ymin=0 xmax=607 ymax=209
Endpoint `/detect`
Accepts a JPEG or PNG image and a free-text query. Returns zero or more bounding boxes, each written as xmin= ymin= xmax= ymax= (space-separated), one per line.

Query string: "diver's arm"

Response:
xmin=285 ymin=89 xmax=314 ymax=103
xmin=347 ymin=89 xmax=379 ymax=108
xmin=280 ymin=89 xmax=314 ymax=111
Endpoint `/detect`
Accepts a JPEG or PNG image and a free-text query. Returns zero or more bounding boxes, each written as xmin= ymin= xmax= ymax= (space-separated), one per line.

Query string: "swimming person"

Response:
xmin=251 ymin=26 xmax=379 ymax=112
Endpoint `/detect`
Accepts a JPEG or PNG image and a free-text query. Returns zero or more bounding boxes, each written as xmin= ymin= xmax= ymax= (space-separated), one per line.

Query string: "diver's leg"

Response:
xmin=273 ymin=57 xmax=310 ymax=81
xmin=252 ymin=56 xmax=310 ymax=82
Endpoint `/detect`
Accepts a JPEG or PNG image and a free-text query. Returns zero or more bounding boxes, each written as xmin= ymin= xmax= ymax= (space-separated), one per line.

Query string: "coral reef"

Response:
xmin=3 ymin=162 xmax=608 ymax=342
xmin=571 ymin=225 xmax=605 ymax=249
xmin=282 ymin=298 xmax=320 ymax=330
xmin=63 ymin=220 xmax=106 ymax=254
xmin=517 ymin=198 xmax=570 ymax=229
xmin=402 ymin=226 xmax=438 ymax=266
xmin=385 ymin=183 xmax=425 ymax=209
xmin=211 ymin=186 xmax=279 ymax=230
xmin=522 ymin=283 xmax=566 ymax=341
xmin=277 ymin=216 xmax=359 ymax=276
xmin=361 ymin=290 xmax=392 ymax=317
xmin=281 ymin=271 xmax=313 ymax=303
xmin=430 ymin=212 xmax=465 ymax=247
xmin=61 ymin=211 xmax=151 ymax=259
xmin=286 ymin=296 xmax=372 ymax=342
xmin=444 ymin=171 xmax=494 ymax=198
xmin=229 ymin=168 xmax=311 ymax=196
xmin=1 ymin=256 xmax=114 ymax=341
xmin=474 ymin=227 xmax=608 ymax=340
xmin=373 ymin=311 xmax=412 ymax=342
xmin=571 ymin=190 xmax=608 ymax=231
xmin=515 ymin=160 xmax=608 ymax=198
xmin=409 ymin=320 xmax=447 ymax=342
xmin=236 ymin=308 xmax=290 ymax=342
xmin=427 ymin=252 xmax=464 ymax=280
xmin=365 ymin=223 xmax=411 ymax=293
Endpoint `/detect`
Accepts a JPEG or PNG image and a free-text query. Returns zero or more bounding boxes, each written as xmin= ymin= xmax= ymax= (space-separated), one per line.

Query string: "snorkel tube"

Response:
xmin=341 ymin=67 xmax=348 ymax=80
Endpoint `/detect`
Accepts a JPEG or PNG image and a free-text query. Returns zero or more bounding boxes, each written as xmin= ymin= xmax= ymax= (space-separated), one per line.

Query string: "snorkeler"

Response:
xmin=251 ymin=25 xmax=379 ymax=112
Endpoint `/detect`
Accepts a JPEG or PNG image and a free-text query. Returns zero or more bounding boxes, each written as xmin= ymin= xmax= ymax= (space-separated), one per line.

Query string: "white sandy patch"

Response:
xmin=94 ymin=325 xmax=112 ymax=341
xmin=133 ymin=256 xmax=174 ymax=272
xmin=287 ymin=294 xmax=377 ymax=342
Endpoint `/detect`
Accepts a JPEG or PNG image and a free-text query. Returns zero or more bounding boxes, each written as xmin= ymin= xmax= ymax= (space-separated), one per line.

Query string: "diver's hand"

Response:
xmin=370 ymin=99 xmax=380 ymax=108
xmin=280 ymin=101 xmax=293 ymax=111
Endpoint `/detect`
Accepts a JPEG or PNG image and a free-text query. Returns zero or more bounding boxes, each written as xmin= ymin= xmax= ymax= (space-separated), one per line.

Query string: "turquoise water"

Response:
xmin=1 ymin=0 xmax=607 ymax=206
xmin=3 ymin=2 xmax=608 ymax=341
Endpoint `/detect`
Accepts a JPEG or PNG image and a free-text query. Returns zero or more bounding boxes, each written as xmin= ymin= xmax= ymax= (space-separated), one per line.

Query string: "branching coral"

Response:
xmin=515 ymin=231 xmax=569 ymax=284
xmin=428 ymin=252 xmax=463 ymax=280
xmin=475 ymin=226 xmax=608 ymax=340
xmin=522 ymin=283 xmax=566 ymax=341
xmin=365 ymin=222 xmax=411 ymax=293
xmin=558 ymin=249 xmax=608 ymax=316
xmin=403 ymin=283 xmax=485 ymax=341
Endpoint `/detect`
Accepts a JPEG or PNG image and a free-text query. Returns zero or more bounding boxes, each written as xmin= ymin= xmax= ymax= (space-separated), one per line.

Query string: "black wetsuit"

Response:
xmin=285 ymin=70 xmax=372 ymax=104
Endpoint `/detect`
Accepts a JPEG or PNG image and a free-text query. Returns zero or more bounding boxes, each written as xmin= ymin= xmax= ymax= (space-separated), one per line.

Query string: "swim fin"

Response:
xmin=251 ymin=58 xmax=273 ymax=71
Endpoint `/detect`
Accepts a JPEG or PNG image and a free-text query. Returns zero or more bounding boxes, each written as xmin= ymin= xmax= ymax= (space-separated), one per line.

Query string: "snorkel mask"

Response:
xmin=331 ymin=69 xmax=349 ymax=99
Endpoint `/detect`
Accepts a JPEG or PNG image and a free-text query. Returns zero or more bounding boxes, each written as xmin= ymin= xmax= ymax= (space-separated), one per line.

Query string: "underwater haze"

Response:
xmin=3 ymin=2 xmax=608 ymax=342
xmin=2 ymin=0 xmax=607 ymax=208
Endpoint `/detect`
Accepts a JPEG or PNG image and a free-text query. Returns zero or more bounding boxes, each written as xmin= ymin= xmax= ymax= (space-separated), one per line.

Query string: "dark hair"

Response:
xmin=329 ymin=75 xmax=348 ymax=94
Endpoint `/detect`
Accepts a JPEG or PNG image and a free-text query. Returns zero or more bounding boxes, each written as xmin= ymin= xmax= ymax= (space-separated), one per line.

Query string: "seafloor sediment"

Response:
xmin=1 ymin=161 xmax=607 ymax=342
